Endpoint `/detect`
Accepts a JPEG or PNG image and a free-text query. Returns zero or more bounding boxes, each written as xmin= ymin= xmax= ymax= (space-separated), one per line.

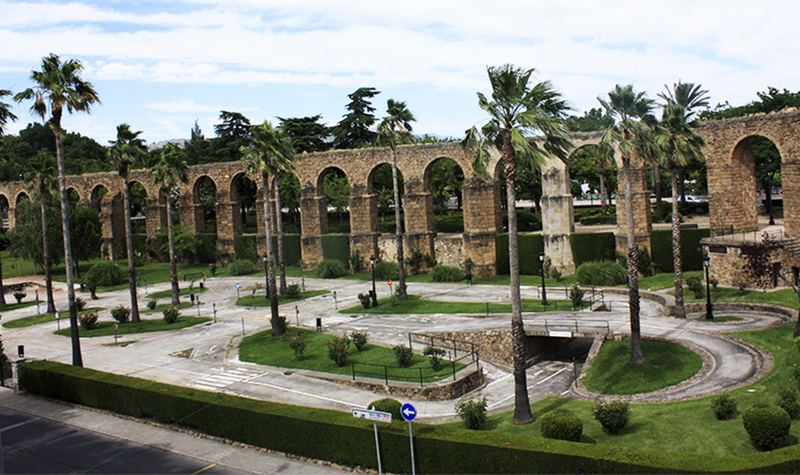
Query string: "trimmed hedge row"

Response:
xmin=495 ymin=233 xmax=544 ymax=276
xmin=571 ymin=232 xmax=616 ymax=267
xmin=650 ymin=228 xmax=711 ymax=273
xmin=321 ymin=234 xmax=350 ymax=266
xmin=19 ymin=361 xmax=800 ymax=474
xmin=233 ymin=234 xmax=302 ymax=266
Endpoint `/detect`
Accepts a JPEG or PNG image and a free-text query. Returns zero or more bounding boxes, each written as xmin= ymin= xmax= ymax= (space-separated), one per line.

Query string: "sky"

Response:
xmin=2 ymin=0 xmax=798 ymax=146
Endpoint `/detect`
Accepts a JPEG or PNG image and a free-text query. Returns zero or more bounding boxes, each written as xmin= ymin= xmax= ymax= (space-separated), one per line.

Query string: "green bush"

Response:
xmin=79 ymin=311 xmax=98 ymax=330
xmin=571 ymin=232 xmax=615 ymax=267
xmin=110 ymin=305 xmax=131 ymax=324
xmin=286 ymin=283 xmax=301 ymax=298
xmin=593 ymin=400 xmax=630 ymax=434
xmin=162 ymin=306 xmax=180 ymax=324
xmin=575 ymin=261 xmax=626 ymax=286
xmin=320 ymin=234 xmax=350 ymax=266
xmin=315 ymin=260 xmax=348 ymax=279
xmin=423 ymin=346 xmax=446 ymax=371
xmin=368 ymin=398 xmax=402 ymax=420
xmin=85 ymin=260 xmax=126 ymax=287
xmin=75 ymin=297 xmax=87 ymax=311
xmin=393 ymin=344 xmax=413 ymax=367
xmin=406 ymin=249 xmax=436 ymax=275
xmin=569 ymin=283 xmax=585 ymax=307
xmin=456 ymin=395 xmax=487 ymax=430
xmin=686 ymin=276 xmax=705 ymax=299
xmin=742 ymin=404 xmax=791 ymax=450
xmin=146 ymin=299 xmax=157 ymax=310
xmin=374 ymin=261 xmax=399 ymax=281
xmin=13 ymin=291 xmax=25 ymax=303
xmin=431 ymin=265 xmax=463 ymax=282
xmin=327 ymin=336 xmax=350 ymax=367
xmin=349 ymin=332 xmax=368 ymax=351
xmin=284 ymin=329 xmax=306 ymax=360
xmin=540 ymin=409 xmax=583 ymax=442
xmin=776 ymin=387 xmax=800 ymax=419
xmin=357 ymin=293 xmax=371 ymax=309
xmin=233 ymin=235 xmax=258 ymax=262
xmin=711 ymin=394 xmax=738 ymax=420
xmin=228 ymin=259 xmax=257 ymax=276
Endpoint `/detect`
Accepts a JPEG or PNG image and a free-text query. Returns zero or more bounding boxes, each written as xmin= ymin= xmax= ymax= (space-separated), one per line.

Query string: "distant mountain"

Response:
xmin=147 ymin=139 xmax=188 ymax=151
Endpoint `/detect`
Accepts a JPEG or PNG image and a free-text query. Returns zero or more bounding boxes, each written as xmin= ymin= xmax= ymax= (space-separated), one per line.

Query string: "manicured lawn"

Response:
xmin=684 ymin=286 xmax=799 ymax=309
xmin=142 ymin=302 xmax=195 ymax=314
xmin=581 ymin=339 xmax=703 ymax=395
xmin=0 ymin=301 xmax=38 ymax=312
xmin=339 ymin=295 xmax=590 ymax=315
xmin=235 ymin=290 xmax=329 ymax=307
xmin=239 ymin=328 xmax=464 ymax=382
xmin=146 ymin=287 xmax=208 ymax=299
xmin=638 ymin=270 xmax=704 ymax=291
xmin=3 ymin=307 xmax=105 ymax=329
xmin=54 ymin=316 xmax=211 ymax=337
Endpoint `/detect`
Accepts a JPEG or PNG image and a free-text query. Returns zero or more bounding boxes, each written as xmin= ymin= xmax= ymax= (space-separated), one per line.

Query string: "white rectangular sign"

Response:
xmin=353 ymin=409 xmax=392 ymax=423
xmin=549 ymin=330 xmax=573 ymax=338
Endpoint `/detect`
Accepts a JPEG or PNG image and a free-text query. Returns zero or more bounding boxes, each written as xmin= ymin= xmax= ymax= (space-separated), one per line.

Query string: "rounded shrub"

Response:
xmin=431 ymin=265 xmax=464 ymax=282
xmin=110 ymin=305 xmax=131 ymax=324
xmin=593 ymin=400 xmax=630 ymax=434
xmin=711 ymin=393 xmax=738 ymax=420
xmin=369 ymin=398 xmax=402 ymax=420
xmin=162 ymin=306 xmax=180 ymax=324
xmin=393 ymin=344 xmax=414 ymax=367
xmin=85 ymin=260 xmax=126 ymax=287
xmin=742 ymin=404 xmax=791 ymax=450
xmin=228 ymin=259 xmax=257 ymax=276
xmin=456 ymin=396 xmax=488 ymax=430
xmin=776 ymin=387 xmax=800 ymax=418
xmin=540 ymin=409 xmax=583 ymax=442
xmin=79 ymin=311 xmax=98 ymax=330
xmin=575 ymin=260 xmax=627 ymax=286
xmin=315 ymin=259 xmax=349 ymax=279
xmin=374 ymin=261 xmax=399 ymax=281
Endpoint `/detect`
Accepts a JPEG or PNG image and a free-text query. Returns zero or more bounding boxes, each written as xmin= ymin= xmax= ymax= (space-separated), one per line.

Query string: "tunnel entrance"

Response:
xmin=526 ymin=335 xmax=594 ymax=366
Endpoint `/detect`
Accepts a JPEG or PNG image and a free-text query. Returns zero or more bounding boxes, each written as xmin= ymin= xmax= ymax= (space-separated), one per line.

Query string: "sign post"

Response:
xmin=353 ymin=408 xmax=392 ymax=475
xmin=387 ymin=280 xmax=392 ymax=297
xmin=401 ymin=403 xmax=417 ymax=475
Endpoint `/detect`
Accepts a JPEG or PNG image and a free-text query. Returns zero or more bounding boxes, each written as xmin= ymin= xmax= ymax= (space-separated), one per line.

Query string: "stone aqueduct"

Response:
xmin=0 ymin=110 xmax=798 ymax=279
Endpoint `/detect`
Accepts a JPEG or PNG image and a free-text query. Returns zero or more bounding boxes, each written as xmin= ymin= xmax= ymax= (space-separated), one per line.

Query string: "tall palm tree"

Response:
xmin=462 ymin=65 xmax=571 ymax=424
xmin=0 ymin=89 xmax=17 ymax=135
xmin=274 ymin=173 xmax=288 ymax=296
xmin=599 ymin=84 xmax=654 ymax=364
xmin=151 ymin=143 xmax=189 ymax=306
xmin=656 ymin=82 xmax=709 ymax=319
xmin=377 ymin=99 xmax=415 ymax=300
xmin=24 ymin=151 xmax=58 ymax=313
xmin=241 ymin=121 xmax=295 ymax=337
xmin=15 ymin=53 xmax=100 ymax=367
xmin=109 ymin=123 xmax=147 ymax=323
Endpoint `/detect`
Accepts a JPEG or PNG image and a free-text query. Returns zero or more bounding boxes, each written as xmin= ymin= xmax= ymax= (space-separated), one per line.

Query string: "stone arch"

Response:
xmin=129 ymin=180 xmax=148 ymax=235
xmin=14 ymin=191 xmax=30 ymax=230
xmin=191 ymin=176 xmax=218 ymax=235
xmin=0 ymin=194 xmax=9 ymax=231
xmin=90 ymin=185 xmax=108 ymax=211
xmin=230 ymin=172 xmax=257 ymax=236
xmin=317 ymin=167 xmax=350 ymax=234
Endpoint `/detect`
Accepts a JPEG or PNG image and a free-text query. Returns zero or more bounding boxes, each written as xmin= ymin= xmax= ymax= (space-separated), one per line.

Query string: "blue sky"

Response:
xmin=2 ymin=0 xmax=798 ymax=145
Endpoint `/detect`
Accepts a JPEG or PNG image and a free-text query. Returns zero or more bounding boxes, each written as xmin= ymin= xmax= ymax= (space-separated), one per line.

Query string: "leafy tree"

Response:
xmin=323 ymin=170 xmax=350 ymax=222
xmin=0 ymin=89 xmax=17 ymax=135
xmin=241 ymin=121 xmax=294 ymax=337
xmin=109 ymin=123 xmax=148 ymax=323
xmin=69 ymin=204 xmax=102 ymax=275
xmin=185 ymin=120 xmax=210 ymax=165
xmin=565 ymin=107 xmax=614 ymax=132
xmin=378 ymin=99 xmax=415 ymax=300
xmin=429 ymin=159 xmax=464 ymax=210
xmin=8 ymin=197 xmax=62 ymax=271
xmin=462 ymin=65 xmax=571 ymax=424
xmin=15 ymin=53 xmax=100 ymax=367
xmin=213 ymin=111 xmax=251 ymax=162
xmin=332 ymin=87 xmax=380 ymax=149
xmin=278 ymin=174 xmax=301 ymax=224
xmin=151 ymin=143 xmax=189 ymax=305
xmin=278 ymin=115 xmax=331 ymax=153
xmin=23 ymin=151 xmax=58 ymax=312
xmin=569 ymin=144 xmax=616 ymax=215
xmin=598 ymin=84 xmax=654 ymax=364
xmin=655 ymin=82 xmax=709 ymax=319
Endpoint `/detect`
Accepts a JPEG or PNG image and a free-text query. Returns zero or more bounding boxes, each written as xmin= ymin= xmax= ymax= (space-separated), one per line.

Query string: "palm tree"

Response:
xmin=109 ymin=124 xmax=147 ymax=323
xmin=241 ymin=121 xmax=295 ymax=337
xmin=599 ymin=84 xmax=654 ymax=364
xmin=462 ymin=65 xmax=571 ymax=424
xmin=0 ymin=89 xmax=17 ymax=135
xmin=656 ymin=82 xmax=709 ymax=319
xmin=274 ymin=173 xmax=288 ymax=296
xmin=15 ymin=54 xmax=100 ymax=367
xmin=151 ymin=143 xmax=189 ymax=306
xmin=24 ymin=151 xmax=58 ymax=313
xmin=377 ymin=99 xmax=415 ymax=300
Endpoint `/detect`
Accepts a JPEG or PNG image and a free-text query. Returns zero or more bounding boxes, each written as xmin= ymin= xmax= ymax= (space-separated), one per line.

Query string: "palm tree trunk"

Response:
xmin=275 ymin=176 xmax=287 ymax=296
xmin=123 ymin=174 xmax=140 ymax=322
xmin=671 ymin=169 xmax=686 ymax=319
xmin=624 ymin=155 xmax=644 ymax=364
xmin=599 ymin=161 xmax=607 ymax=215
xmin=167 ymin=193 xmax=180 ymax=306
xmin=0 ymin=247 xmax=5 ymax=306
xmin=392 ymin=149 xmax=408 ymax=300
xmin=40 ymin=192 xmax=56 ymax=313
xmin=54 ymin=120 xmax=82 ymax=367
xmin=654 ymin=163 xmax=663 ymax=221
xmin=504 ymin=133 xmax=533 ymax=425
xmin=263 ymin=173 xmax=283 ymax=337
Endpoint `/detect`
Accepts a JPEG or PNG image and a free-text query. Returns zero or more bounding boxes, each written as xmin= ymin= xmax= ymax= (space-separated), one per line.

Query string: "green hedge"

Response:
xmin=321 ymin=234 xmax=350 ymax=265
xmin=132 ymin=234 xmax=147 ymax=256
xmin=233 ymin=234 xmax=302 ymax=266
xmin=650 ymin=228 xmax=711 ymax=273
xmin=19 ymin=361 xmax=800 ymax=474
xmin=496 ymin=233 xmax=544 ymax=276
xmin=571 ymin=232 xmax=616 ymax=267
xmin=234 ymin=235 xmax=258 ymax=262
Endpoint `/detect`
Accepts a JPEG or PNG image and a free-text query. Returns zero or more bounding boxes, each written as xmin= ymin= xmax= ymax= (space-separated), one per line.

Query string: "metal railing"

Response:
xmin=709 ymin=226 xmax=784 ymax=242
xmin=529 ymin=319 xmax=610 ymax=335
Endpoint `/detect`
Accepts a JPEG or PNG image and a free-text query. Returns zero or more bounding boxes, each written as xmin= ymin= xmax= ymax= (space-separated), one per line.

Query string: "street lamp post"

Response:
xmin=703 ymin=251 xmax=713 ymax=320
xmin=370 ymin=255 xmax=378 ymax=307
xmin=263 ymin=253 xmax=270 ymax=300
xmin=539 ymin=251 xmax=547 ymax=307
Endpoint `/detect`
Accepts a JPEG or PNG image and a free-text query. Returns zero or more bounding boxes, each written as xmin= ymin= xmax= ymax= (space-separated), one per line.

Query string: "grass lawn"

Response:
xmin=239 ymin=328 xmax=464 ymax=382
xmin=142 ymin=302 xmax=195 ymax=314
xmin=339 ymin=295 xmax=590 ymax=315
xmin=54 ymin=316 xmax=211 ymax=338
xmin=0 ymin=301 xmax=38 ymax=312
xmin=235 ymin=290 xmax=329 ymax=308
xmin=3 ymin=307 xmax=105 ymax=329
xmin=146 ymin=287 xmax=208 ymax=299
xmin=684 ymin=286 xmax=799 ymax=309
xmin=581 ymin=339 xmax=703 ymax=395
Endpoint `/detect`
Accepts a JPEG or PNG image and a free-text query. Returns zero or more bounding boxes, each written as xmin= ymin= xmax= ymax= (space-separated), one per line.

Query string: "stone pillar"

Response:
xmin=706 ymin=137 xmax=758 ymax=235
xmin=216 ymin=191 xmax=236 ymax=255
xmin=541 ymin=158 xmax=576 ymax=275
xmin=300 ymin=185 xmax=326 ymax=270
xmin=102 ymin=194 xmax=126 ymax=260
xmin=462 ymin=178 xmax=498 ymax=278
xmin=145 ymin=197 xmax=161 ymax=256
xmin=403 ymin=179 xmax=436 ymax=260
xmin=6 ymin=207 xmax=14 ymax=231
xmin=615 ymin=157 xmax=652 ymax=257
xmin=349 ymin=184 xmax=379 ymax=267
xmin=783 ymin=160 xmax=800 ymax=235
xmin=179 ymin=187 xmax=199 ymax=235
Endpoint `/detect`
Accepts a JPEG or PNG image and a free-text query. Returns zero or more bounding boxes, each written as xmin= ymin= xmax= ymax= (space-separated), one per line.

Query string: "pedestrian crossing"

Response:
xmin=190 ymin=368 xmax=267 ymax=391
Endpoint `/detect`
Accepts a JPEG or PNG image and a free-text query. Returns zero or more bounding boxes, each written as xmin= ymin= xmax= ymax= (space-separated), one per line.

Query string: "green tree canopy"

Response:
xmin=332 ymin=87 xmax=380 ymax=149
xmin=278 ymin=115 xmax=331 ymax=153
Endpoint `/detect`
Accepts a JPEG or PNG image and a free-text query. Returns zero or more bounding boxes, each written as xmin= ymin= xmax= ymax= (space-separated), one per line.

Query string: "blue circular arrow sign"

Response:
xmin=401 ymin=403 xmax=417 ymax=422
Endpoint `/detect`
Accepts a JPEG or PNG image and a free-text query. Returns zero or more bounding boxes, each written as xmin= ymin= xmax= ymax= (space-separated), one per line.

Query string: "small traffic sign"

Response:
xmin=235 ymin=283 xmax=241 ymax=289
xmin=387 ymin=280 xmax=392 ymax=286
xmin=353 ymin=408 xmax=392 ymax=423
xmin=401 ymin=403 xmax=417 ymax=422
